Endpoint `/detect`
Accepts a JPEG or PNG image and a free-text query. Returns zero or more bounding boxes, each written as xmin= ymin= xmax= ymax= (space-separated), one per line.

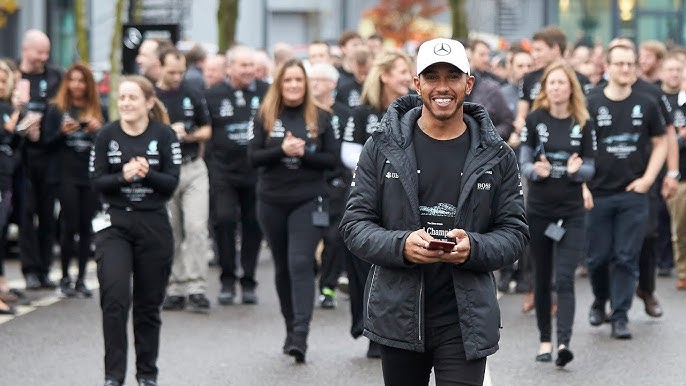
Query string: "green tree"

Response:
xmin=448 ymin=0 xmax=468 ymax=40
xmin=74 ymin=0 xmax=89 ymax=62
xmin=217 ymin=0 xmax=239 ymax=52
xmin=108 ymin=0 xmax=126 ymax=120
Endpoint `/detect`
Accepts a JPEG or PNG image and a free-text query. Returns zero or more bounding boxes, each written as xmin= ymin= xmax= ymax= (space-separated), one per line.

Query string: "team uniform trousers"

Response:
xmin=58 ymin=181 xmax=98 ymax=280
xmin=95 ymin=207 xmax=173 ymax=383
xmin=167 ymin=158 xmax=211 ymax=296
xmin=379 ymin=323 xmax=487 ymax=386
xmin=586 ymin=191 xmax=649 ymax=322
xmin=211 ymin=180 xmax=262 ymax=290
xmin=529 ymin=212 xmax=585 ymax=346
xmin=257 ymin=198 xmax=323 ymax=334
xmin=20 ymin=154 xmax=57 ymax=277
xmin=318 ymin=180 xmax=347 ymax=292
xmin=668 ymin=182 xmax=686 ymax=279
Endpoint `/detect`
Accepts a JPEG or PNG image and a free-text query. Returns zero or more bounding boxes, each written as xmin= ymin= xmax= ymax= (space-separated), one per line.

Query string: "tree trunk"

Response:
xmin=217 ymin=0 xmax=239 ymax=53
xmin=448 ymin=0 xmax=469 ymax=40
xmin=108 ymin=0 xmax=126 ymax=120
xmin=74 ymin=0 xmax=89 ymax=62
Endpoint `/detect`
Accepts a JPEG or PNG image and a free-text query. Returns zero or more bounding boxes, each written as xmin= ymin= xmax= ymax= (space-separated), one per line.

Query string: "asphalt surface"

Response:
xmin=1 ymin=249 xmax=685 ymax=385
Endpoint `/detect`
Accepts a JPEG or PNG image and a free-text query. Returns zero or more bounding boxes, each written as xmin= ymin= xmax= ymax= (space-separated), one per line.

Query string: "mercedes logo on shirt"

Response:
xmin=434 ymin=43 xmax=451 ymax=56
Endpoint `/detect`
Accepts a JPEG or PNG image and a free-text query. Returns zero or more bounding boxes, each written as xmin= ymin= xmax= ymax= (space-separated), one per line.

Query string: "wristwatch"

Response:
xmin=667 ymin=170 xmax=681 ymax=180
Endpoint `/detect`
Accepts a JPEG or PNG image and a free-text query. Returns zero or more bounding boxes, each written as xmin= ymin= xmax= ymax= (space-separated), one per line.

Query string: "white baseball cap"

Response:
xmin=416 ymin=38 xmax=471 ymax=76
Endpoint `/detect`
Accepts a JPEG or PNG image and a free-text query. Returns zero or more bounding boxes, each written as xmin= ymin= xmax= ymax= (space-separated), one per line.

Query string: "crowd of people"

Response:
xmin=0 ymin=23 xmax=685 ymax=386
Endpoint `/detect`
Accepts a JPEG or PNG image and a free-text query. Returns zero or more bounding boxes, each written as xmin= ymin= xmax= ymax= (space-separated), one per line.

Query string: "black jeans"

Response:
xmin=212 ymin=183 xmax=262 ymax=290
xmin=380 ymin=324 xmax=486 ymax=386
xmin=529 ymin=212 xmax=585 ymax=346
xmin=95 ymin=208 xmax=173 ymax=384
xmin=19 ymin=158 xmax=57 ymax=278
xmin=58 ymin=182 xmax=97 ymax=281
xmin=257 ymin=198 xmax=323 ymax=334
xmin=319 ymin=181 xmax=347 ymax=292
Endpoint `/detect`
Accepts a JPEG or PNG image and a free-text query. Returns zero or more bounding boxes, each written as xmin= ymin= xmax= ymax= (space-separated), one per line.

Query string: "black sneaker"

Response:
xmin=218 ymin=286 xmax=234 ymax=305
xmin=162 ymin=295 xmax=186 ymax=311
xmin=138 ymin=379 xmax=158 ymax=386
xmin=74 ymin=281 xmax=93 ymax=298
xmin=40 ymin=275 xmax=57 ymax=290
xmin=286 ymin=332 xmax=308 ymax=363
xmin=104 ymin=380 xmax=122 ymax=386
xmin=59 ymin=277 xmax=77 ymax=298
xmin=188 ymin=293 xmax=211 ymax=313
xmin=319 ymin=287 xmax=337 ymax=309
xmin=25 ymin=273 xmax=41 ymax=291
xmin=242 ymin=288 xmax=258 ymax=304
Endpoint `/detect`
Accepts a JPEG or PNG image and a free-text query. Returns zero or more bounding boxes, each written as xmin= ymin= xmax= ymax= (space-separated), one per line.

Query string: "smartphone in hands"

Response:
xmin=427 ymin=240 xmax=456 ymax=253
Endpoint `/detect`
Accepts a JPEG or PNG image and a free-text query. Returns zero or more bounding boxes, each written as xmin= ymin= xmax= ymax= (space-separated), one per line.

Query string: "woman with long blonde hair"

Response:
xmin=249 ymin=58 xmax=338 ymax=363
xmin=519 ymin=60 xmax=596 ymax=367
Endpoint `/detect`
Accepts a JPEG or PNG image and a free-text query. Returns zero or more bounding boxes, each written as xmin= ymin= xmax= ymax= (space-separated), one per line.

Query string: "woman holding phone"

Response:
xmin=519 ymin=61 xmax=596 ymax=367
xmin=249 ymin=58 xmax=338 ymax=363
xmin=90 ymin=75 xmax=181 ymax=386
xmin=45 ymin=62 xmax=106 ymax=298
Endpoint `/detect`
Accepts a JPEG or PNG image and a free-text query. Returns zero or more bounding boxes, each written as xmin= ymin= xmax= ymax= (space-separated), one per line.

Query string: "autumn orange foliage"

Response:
xmin=364 ymin=0 xmax=447 ymax=46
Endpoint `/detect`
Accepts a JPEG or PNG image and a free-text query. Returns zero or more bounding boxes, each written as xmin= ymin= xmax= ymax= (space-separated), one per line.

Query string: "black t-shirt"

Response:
xmin=21 ymin=65 xmax=62 ymax=154
xmin=336 ymin=76 xmax=362 ymax=109
xmin=0 ymin=101 xmax=20 ymax=190
xmin=155 ymin=85 xmax=210 ymax=161
xmin=522 ymin=109 xmax=596 ymax=216
xmin=89 ymin=121 xmax=182 ymax=210
xmin=519 ymin=68 xmax=592 ymax=105
xmin=44 ymin=104 xmax=108 ymax=186
xmin=344 ymin=104 xmax=384 ymax=145
xmin=414 ymin=124 xmax=470 ymax=327
xmin=326 ymin=101 xmax=353 ymax=182
xmin=204 ymin=80 xmax=269 ymax=186
xmin=666 ymin=92 xmax=686 ymax=180
xmin=587 ymin=91 xmax=666 ymax=196
xmin=248 ymin=105 xmax=339 ymax=205
xmin=590 ymin=78 xmax=674 ymax=126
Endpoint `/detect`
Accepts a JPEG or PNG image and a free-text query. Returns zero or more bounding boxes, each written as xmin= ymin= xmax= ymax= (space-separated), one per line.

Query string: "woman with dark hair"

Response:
xmin=248 ymin=58 xmax=338 ymax=363
xmin=519 ymin=61 xmax=596 ymax=367
xmin=90 ymin=75 xmax=181 ymax=386
xmin=45 ymin=62 xmax=106 ymax=298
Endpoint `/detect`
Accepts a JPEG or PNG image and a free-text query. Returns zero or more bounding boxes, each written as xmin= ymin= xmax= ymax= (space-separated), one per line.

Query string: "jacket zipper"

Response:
xmin=418 ymin=271 xmax=424 ymax=343
xmin=366 ymin=265 xmax=379 ymax=323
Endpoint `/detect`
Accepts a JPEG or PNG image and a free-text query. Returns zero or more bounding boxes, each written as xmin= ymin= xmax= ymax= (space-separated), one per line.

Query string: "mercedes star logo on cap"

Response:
xmin=434 ymin=42 xmax=451 ymax=56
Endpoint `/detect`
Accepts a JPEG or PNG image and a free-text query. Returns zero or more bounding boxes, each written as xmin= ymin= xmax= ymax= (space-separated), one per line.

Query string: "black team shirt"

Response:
xmin=336 ymin=76 xmax=363 ymax=109
xmin=587 ymin=91 xmax=665 ymax=196
xmin=248 ymin=105 xmax=338 ymax=205
xmin=204 ymin=80 xmax=269 ymax=186
xmin=89 ymin=121 xmax=182 ymax=211
xmin=521 ymin=110 xmax=597 ymax=217
xmin=44 ymin=104 xmax=109 ymax=186
xmin=344 ymin=104 xmax=384 ymax=146
xmin=21 ymin=65 xmax=62 ymax=155
xmin=414 ymin=124 xmax=470 ymax=327
xmin=156 ymin=85 xmax=211 ymax=161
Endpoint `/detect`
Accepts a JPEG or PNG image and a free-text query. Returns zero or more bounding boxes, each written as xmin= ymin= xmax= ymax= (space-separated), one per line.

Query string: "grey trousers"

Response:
xmin=167 ymin=158 xmax=211 ymax=296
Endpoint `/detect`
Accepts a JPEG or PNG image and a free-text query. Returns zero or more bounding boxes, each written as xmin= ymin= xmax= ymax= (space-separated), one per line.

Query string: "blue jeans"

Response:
xmin=586 ymin=191 xmax=649 ymax=322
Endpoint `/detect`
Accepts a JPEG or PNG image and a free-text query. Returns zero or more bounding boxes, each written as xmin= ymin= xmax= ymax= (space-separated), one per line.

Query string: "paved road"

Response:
xmin=0 ymin=249 xmax=684 ymax=385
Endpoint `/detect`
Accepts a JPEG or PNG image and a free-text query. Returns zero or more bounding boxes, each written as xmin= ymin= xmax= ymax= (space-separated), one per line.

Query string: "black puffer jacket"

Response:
xmin=339 ymin=95 xmax=528 ymax=359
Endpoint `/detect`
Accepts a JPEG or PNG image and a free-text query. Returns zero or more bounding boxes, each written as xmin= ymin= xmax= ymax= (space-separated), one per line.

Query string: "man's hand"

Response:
xmin=403 ymin=229 xmax=444 ymax=264
xmin=437 ymin=229 xmax=471 ymax=264
xmin=626 ymin=176 xmax=652 ymax=193
xmin=662 ymin=176 xmax=678 ymax=199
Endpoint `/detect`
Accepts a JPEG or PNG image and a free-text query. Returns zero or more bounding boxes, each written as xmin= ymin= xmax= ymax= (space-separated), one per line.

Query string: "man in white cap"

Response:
xmin=340 ymin=38 xmax=529 ymax=384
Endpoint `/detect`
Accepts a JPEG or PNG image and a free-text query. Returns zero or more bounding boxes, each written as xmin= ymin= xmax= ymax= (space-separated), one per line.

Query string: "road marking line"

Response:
xmin=0 ymin=262 xmax=99 ymax=326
